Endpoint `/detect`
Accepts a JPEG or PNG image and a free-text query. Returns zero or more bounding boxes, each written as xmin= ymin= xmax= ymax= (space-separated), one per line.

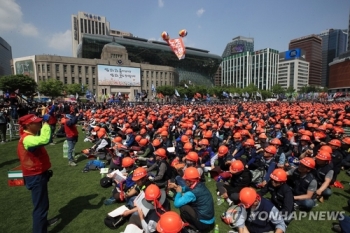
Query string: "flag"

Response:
xmin=222 ymin=91 xmax=229 ymax=98
xmin=256 ymin=92 xmax=262 ymax=98
xmin=81 ymin=83 xmax=84 ymax=92
xmin=167 ymin=38 xmax=186 ymax=60
xmin=245 ymin=92 xmax=250 ymax=98
xmin=75 ymin=93 xmax=79 ymax=100
xmin=184 ymin=84 xmax=188 ymax=88
xmin=229 ymin=93 xmax=233 ymax=98
xmin=151 ymin=84 xmax=156 ymax=92
xmin=175 ymin=89 xmax=180 ymax=97
xmin=206 ymin=93 xmax=211 ymax=101
xmin=213 ymin=94 xmax=216 ymax=98
xmin=38 ymin=92 xmax=41 ymax=100
xmin=14 ymin=89 xmax=19 ymax=94
xmin=188 ymin=80 xmax=192 ymax=85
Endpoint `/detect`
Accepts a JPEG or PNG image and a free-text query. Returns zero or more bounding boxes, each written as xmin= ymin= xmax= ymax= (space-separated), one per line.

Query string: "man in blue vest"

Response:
xmin=170 ymin=167 xmax=215 ymax=232
xmin=234 ymin=187 xmax=286 ymax=233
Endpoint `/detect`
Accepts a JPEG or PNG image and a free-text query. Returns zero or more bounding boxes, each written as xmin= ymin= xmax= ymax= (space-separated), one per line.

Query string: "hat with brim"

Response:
xmin=19 ymin=114 xmax=42 ymax=125
xmin=141 ymin=189 xmax=166 ymax=209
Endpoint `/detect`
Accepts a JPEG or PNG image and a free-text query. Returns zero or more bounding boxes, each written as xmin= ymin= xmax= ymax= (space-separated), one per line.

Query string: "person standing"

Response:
xmin=0 ymin=107 xmax=8 ymax=143
xmin=64 ymin=113 xmax=79 ymax=166
xmin=17 ymin=114 xmax=58 ymax=233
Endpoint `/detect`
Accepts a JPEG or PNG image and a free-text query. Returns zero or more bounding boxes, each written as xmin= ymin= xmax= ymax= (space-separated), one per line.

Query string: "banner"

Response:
xmin=167 ymin=38 xmax=186 ymax=60
xmin=97 ymin=65 xmax=141 ymax=86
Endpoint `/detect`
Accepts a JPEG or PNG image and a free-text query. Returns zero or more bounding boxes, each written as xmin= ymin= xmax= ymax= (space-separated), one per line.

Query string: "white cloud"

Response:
xmin=158 ymin=0 xmax=164 ymax=7
xmin=0 ymin=0 xmax=39 ymax=37
xmin=196 ymin=8 xmax=205 ymax=17
xmin=47 ymin=30 xmax=72 ymax=51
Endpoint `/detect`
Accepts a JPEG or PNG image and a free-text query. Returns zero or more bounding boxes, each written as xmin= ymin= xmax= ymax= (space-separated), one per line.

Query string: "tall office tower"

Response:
xmin=222 ymin=48 xmax=279 ymax=90
xmin=348 ymin=10 xmax=350 ymax=51
xmin=318 ymin=29 xmax=347 ymax=87
xmin=289 ymin=35 xmax=322 ymax=86
xmin=222 ymin=36 xmax=254 ymax=58
xmin=0 ymin=37 xmax=12 ymax=76
xmin=71 ymin=12 xmax=110 ymax=57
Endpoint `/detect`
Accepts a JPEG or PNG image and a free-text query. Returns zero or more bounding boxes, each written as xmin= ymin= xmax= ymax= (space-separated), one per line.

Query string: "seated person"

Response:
xmin=147 ymin=148 xmax=172 ymax=188
xmin=126 ymin=184 xmax=171 ymax=232
xmin=169 ymin=167 xmax=215 ymax=232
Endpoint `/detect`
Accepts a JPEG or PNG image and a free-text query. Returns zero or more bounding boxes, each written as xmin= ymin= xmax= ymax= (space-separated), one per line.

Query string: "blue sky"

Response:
xmin=1 ymin=0 xmax=349 ymax=58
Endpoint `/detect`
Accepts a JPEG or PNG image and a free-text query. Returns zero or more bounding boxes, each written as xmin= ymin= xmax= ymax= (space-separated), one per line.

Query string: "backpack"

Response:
xmin=0 ymin=112 xmax=6 ymax=124
xmin=104 ymin=215 xmax=126 ymax=229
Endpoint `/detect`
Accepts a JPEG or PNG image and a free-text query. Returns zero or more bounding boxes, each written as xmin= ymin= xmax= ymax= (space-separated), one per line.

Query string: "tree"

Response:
xmin=0 ymin=74 xmax=37 ymax=97
xmin=38 ymin=79 xmax=65 ymax=99
xmin=270 ymin=84 xmax=285 ymax=95
xmin=66 ymin=83 xmax=87 ymax=96
xmin=155 ymin=85 xmax=175 ymax=96
xmin=286 ymin=85 xmax=295 ymax=94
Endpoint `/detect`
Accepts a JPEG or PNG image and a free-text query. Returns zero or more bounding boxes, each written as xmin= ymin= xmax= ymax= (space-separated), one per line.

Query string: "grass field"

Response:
xmin=1 ymin=129 xmax=350 ymax=233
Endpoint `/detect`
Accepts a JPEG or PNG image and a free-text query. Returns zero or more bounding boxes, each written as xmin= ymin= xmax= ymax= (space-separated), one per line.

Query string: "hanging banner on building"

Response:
xmin=97 ymin=65 xmax=141 ymax=86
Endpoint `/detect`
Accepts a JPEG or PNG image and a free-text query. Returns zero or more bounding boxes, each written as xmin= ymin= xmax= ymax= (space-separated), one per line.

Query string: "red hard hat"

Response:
xmin=218 ymin=145 xmax=229 ymax=157
xmin=270 ymin=168 xmax=287 ymax=182
xmin=329 ymin=139 xmax=341 ymax=147
xmin=270 ymin=138 xmax=281 ymax=145
xmin=316 ymin=151 xmax=332 ymax=161
xmin=229 ymin=160 xmax=244 ymax=173
xmin=264 ymin=145 xmax=277 ymax=155
xmin=154 ymin=148 xmax=167 ymax=158
xmin=239 ymin=187 xmax=257 ymax=208
xmin=122 ymin=157 xmax=134 ymax=168
xmin=300 ymin=157 xmax=315 ymax=169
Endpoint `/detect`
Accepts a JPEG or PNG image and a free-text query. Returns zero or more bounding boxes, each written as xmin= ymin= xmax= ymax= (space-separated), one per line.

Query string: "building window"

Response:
xmin=146 ymin=81 xmax=149 ymax=87
xmin=37 ymin=64 xmax=40 ymax=72
xmin=99 ymin=22 xmax=101 ymax=34
xmin=42 ymin=64 xmax=45 ymax=72
xmin=79 ymin=77 xmax=82 ymax=84
xmin=78 ymin=66 xmax=82 ymax=74
xmin=92 ymin=67 xmax=95 ymax=74
xmin=91 ymin=21 xmax=95 ymax=34
xmin=64 ymin=65 xmax=67 ymax=73
xmin=47 ymin=65 xmax=50 ymax=72
xmin=102 ymin=23 xmax=105 ymax=35
xmin=92 ymin=78 xmax=95 ymax=85
xmin=43 ymin=76 xmax=46 ymax=81
xmin=38 ymin=76 xmax=41 ymax=81
xmin=84 ymin=19 xmax=87 ymax=33
xmin=71 ymin=65 xmax=75 ymax=73
xmin=95 ymin=21 xmax=98 ymax=34
xmin=86 ymin=78 xmax=89 ymax=85
xmin=64 ymin=77 xmax=67 ymax=84
xmin=47 ymin=76 xmax=51 ymax=79
xmin=85 ymin=66 xmax=89 ymax=73
xmin=88 ymin=20 xmax=91 ymax=33
xmin=80 ymin=18 xmax=83 ymax=33
xmin=72 ymin=77 xmax=75 ymax=84
xmin=56 ymin=76 xmax=60 ymax=81
xmin=55 ymin=64 xmax=59 ymax=72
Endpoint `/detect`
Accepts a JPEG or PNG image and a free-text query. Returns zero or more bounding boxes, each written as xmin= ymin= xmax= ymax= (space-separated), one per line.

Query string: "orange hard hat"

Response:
xmin=154 ymin=148 xmax=167 ymax=158
xmin=270 ymin=168 xmax=287 ymax=182
xmin=60 ymin=118 xmax=66 ymax=124
xmin=185 ymin=130 xmax=193 ymax=136
xmin=300 ymin=157 xmax=315 ymax=169
xmin=342 ymin=137 xmax=350 ymax=145
xmin=199 ymin=139 xmax=209 ymax=146
xmin=218 ymin=145 xmax=229 ymax=157
xmin=319 ymin=145 xmax=333 ymax=154
xmin=229 ymin=160 xmax=244 ymax=173
xmin=239 ymin=187 xmax=258 ymax=208
xmin=182 ymin=167 xmax=200 ymax=181
xmin=144 ymin=184 xmax=162 ymax=201
xmin=316 ymin=151 xmax=332 ymax=161
xmin=122 ymin=157 xmax=134 ymax=168
xmin=243 ymin=139 xmax=255 ymax=147
xmin=203 ymin=131 xmax=213 ymax=138
xmin=113 ymin=136 xmax=122 ymax=143
xmin=126 ymin=128 xmax=133 ymax=134
xmin=181 ymin=135 xmax=189 ymax=143
xmin=152 ymin=139 xmax=161 ymax=147
xmin=233 ymin=132 xmax=242 ymax=139
xmin=183 ymin=142 xmax=193 ymax=150
xmin=300 ymin=135 xmax=311 ymax=141
xmin=156 ymin=211 xmax=184 ymax=233
xmin=140 ymin=128 xmax=147 ymax=135
xmin=329 ymin=139 xmax=341 ymax=147
xmin=185 ymin=151 xmax=199 ymax=162
xmin=258 ymin=133 xmax=267 ymax=139
xmin=270 ymin=138 xmax=281 ymax=145
xmin=132 ymin=167 xmax=148 ymax=181
xmin=139 ymin=138 xmax=149 ymax=147
xmin=160 ymin=131 xmax=169 ymax=137
xmin=264 ymin=145 xmax=277 ymax=155
xmin=135 ymin=135 xmax=142 ymax=142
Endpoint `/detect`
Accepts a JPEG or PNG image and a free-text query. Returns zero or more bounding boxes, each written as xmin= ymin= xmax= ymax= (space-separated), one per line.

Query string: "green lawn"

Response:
xmin=1 ymin=130 xmax=350 ymax=233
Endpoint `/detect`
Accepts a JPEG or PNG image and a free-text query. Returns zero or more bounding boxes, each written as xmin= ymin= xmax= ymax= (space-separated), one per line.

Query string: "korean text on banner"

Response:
xmin=168 ymin=38 xmax=186 ymax=60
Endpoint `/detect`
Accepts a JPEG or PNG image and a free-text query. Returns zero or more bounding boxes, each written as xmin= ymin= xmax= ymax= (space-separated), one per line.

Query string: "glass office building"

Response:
xmin=78 ymin=34 xmax=222 ymax=86
xmin=318 ymin=29 xmax=347 ymax=87
xmin=0 ymin=37 xmax=12 ymax=76
xmin=222 ymin=36 xmax=254 ymax=58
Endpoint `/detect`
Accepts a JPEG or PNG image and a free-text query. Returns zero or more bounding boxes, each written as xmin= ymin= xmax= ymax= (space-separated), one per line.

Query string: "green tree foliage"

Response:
xmin=286 ymin=85 xmax=295 ymax=94
xmin=66 ymin=83 xmax=87 ymax=96
xmin=271 ymin=84 xmax=286 ymax=94
xmin=0 ymin=74 xmax=37 ymax=97
xmin=38 ymin=79 xmax=65 ymax=99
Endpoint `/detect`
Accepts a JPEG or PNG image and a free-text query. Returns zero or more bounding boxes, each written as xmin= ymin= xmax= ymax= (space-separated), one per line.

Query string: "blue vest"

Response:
xmin=246 ymin=198 xmax=275 ymax=233
xmin=190 ymin=182 xmax=214 ymax=221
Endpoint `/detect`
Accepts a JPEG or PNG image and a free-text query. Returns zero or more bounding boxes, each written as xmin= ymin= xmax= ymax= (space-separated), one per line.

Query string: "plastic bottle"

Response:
xmin=63 ymin=140 xmax=68 ymax=158
xmin=217 ymin=196 xmax=224 ymax=206
xmin=207 ymin=172 xmax=211 ymax=182
xmin=214 ymin=224 xmax=219 ymax=233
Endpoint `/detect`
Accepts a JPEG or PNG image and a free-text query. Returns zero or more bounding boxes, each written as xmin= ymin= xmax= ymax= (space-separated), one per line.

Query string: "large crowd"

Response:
xmin=13 ymin=99 xmax=350 ymax=233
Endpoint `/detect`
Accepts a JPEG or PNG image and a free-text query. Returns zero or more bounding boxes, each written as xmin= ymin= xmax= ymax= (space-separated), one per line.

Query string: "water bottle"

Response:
xmin=217 ymin=196 xmax=224 ymax=206
xmin=207 ymin=172 xmax=211 ymax=182
xmin=214 ymin=224 xmax=219 ymax=233
xmin=63 ymin=140 xmax=68 ymax=158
